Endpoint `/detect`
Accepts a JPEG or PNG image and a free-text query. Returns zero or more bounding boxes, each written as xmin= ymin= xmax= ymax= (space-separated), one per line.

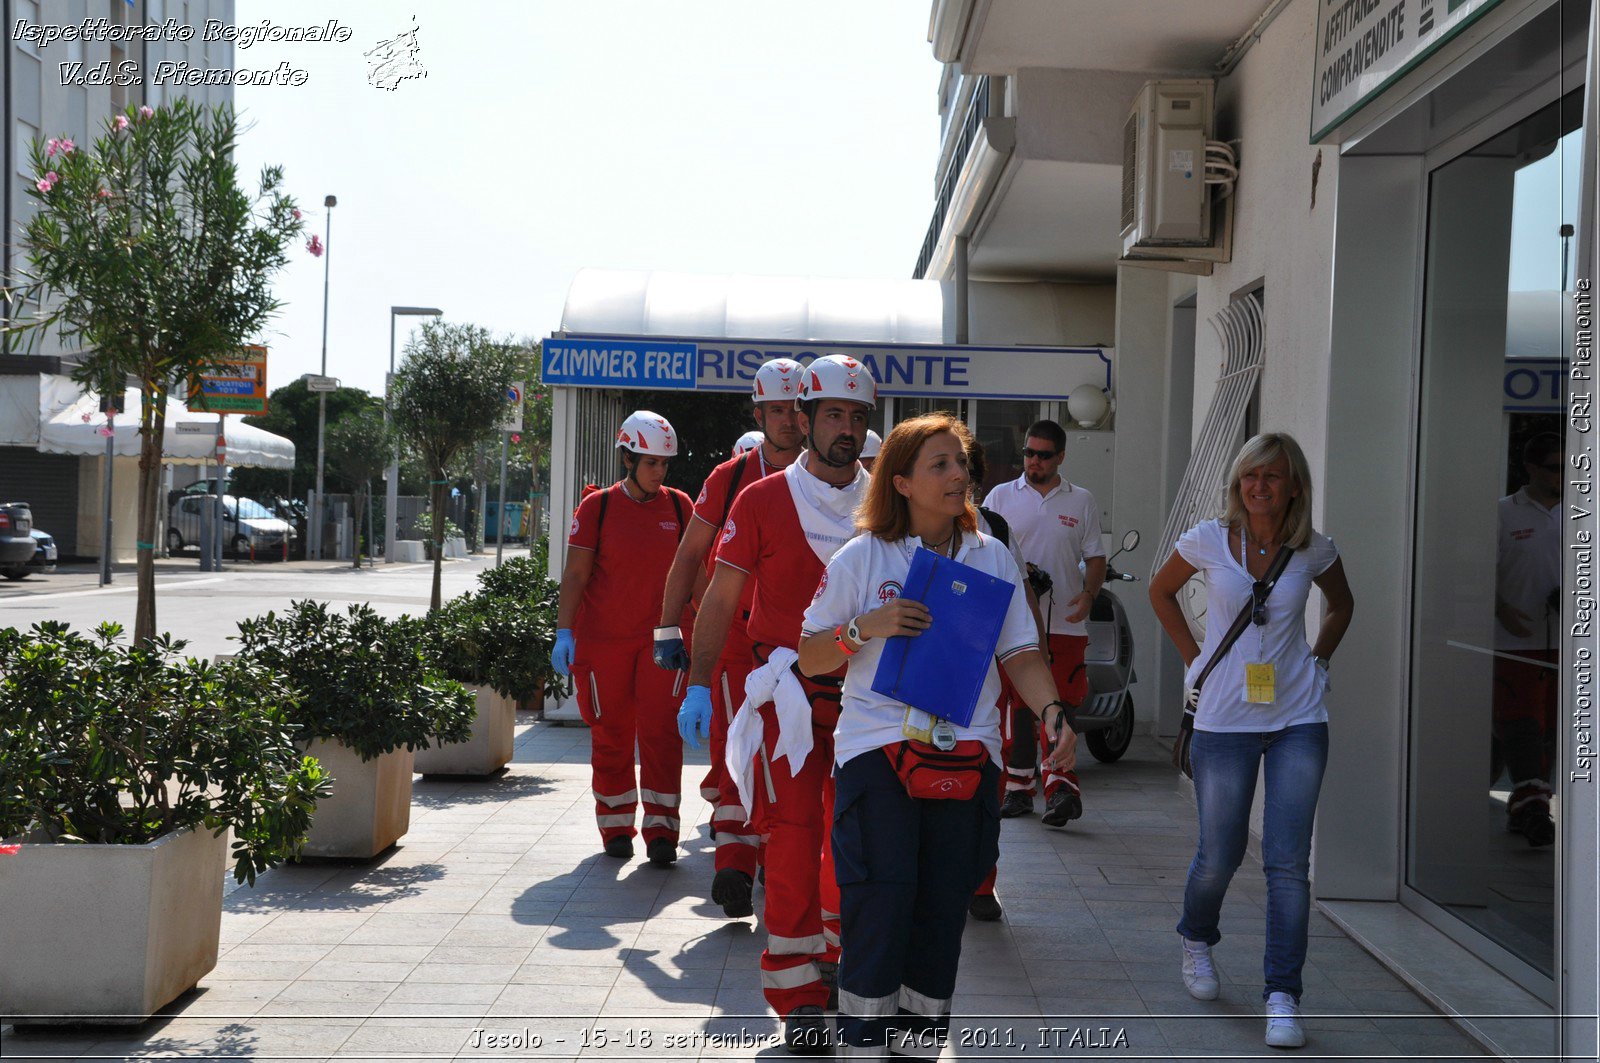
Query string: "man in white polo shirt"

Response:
xmin=983 ymin=419 xmax=1105 ymax=827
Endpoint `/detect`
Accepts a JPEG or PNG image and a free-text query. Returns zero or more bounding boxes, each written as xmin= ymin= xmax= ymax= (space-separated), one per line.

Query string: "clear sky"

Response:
xmin=231 ymin=2 xmax=944 ymax=397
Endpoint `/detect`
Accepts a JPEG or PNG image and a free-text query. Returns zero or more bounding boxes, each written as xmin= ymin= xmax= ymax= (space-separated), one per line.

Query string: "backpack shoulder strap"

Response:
xmin=721 ymin=451 xmax=751 ymax=527
xmin=671 ymin=490 xmax=685 ymax=543
xmin=978 ymin=506 xmax=1010 ymax=547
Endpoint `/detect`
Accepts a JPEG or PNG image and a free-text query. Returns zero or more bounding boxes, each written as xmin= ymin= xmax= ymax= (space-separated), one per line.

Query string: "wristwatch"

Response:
xmin=846 ymin=616 xmax=867 ymax=645
xmin=1312 ymin=655 xmax=1331 ymax=670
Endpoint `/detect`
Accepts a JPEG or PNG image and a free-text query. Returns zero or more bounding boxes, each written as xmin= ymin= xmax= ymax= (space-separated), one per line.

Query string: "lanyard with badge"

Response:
xmin=1238 ymin=533 xmax=1294 ymax=705
xmin=897 ymin=534 xmax=962 ymax=751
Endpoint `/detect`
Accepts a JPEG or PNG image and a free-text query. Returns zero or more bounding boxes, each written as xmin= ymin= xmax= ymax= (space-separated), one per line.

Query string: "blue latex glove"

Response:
xmin=678 ymin=685 xmax=713 ymax=748
xmin=653 ymin=625 xmax=690 ymax=671
xmin=552 ymin=628 xmax=576 ymax=678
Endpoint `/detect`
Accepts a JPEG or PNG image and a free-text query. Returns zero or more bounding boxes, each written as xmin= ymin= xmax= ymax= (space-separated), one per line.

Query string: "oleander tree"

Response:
xmin=2 ymin=97 xmax=305 ymax=644
xmin=391 ymin=321 xmax=527 ymax=610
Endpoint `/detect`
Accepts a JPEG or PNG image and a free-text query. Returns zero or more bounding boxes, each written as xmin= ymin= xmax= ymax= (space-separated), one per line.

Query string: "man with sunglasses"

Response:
xmin=982 ymin=419 xmax=1105 ymax=827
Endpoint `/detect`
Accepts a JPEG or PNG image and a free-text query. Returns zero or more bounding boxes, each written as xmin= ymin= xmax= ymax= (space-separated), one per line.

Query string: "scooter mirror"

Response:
xmin=1121 ymin=529 xmax=1140 ymax=553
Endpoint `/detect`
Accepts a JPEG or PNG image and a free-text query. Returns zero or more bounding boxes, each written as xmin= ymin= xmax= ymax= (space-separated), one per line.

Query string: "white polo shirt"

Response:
xmin=982 ymin=476 xmax=1105 ymax=636
xmin=802 ymin=530 xmax=1039 ymax=768
xmin=1495 ymin=488 xmax=1562 ymax=652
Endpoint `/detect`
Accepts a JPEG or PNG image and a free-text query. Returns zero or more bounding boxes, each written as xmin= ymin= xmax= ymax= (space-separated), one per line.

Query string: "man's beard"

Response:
xmin=1026 ymin=468 xmax=1053 ymax=485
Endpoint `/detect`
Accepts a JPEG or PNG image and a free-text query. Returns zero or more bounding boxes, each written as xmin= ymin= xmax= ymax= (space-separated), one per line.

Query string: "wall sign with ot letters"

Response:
xmin=187 ymin=345 xmax=269 ymax=415
xmin=543 ymin=334 xmax=1113 ymax=401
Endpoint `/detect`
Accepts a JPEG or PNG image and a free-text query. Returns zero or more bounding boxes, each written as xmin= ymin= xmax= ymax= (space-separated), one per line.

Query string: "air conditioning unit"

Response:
xmin=1120 ymin=79 xmax=1216 ymax=255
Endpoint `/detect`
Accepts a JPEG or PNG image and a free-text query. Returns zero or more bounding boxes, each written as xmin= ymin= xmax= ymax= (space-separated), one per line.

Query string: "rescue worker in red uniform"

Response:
xmin=553 ymin=411 xmax=694 ymax=866
xmin=654 ymin=358 xmax=805 ymax=918
xmin=680 ymin=355 xmax=874 ymax=1054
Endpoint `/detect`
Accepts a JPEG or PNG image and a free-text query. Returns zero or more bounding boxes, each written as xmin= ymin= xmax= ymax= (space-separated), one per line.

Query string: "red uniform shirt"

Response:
xmin=568 ymin=482 xmax=691 ymax=641
xmin=715 ymin=474 xmax=824 ymax=651
xmin=695 ymin=448 xmax=780 ymax=618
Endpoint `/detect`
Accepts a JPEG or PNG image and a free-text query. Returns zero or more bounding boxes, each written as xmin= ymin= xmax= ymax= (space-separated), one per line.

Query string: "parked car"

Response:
xmin=15 ymin=529 xmax=59 ymax=579
xmin=0 ymin=503 xmax=37 ymax=576
xmin=166 ymin=494 xmax=295 ymax=559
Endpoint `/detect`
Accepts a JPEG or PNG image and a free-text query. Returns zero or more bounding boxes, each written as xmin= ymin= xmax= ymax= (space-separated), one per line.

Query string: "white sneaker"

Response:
xmin=1180 ymin=937 xmax=1219 ymax=1000
xmin=1265 ymin=991 xmax=1305 ymax=1049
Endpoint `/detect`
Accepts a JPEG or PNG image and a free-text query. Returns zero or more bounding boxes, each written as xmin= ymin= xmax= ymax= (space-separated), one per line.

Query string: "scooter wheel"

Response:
xmin=1085 ymin=693 xmax=1134 ymax=763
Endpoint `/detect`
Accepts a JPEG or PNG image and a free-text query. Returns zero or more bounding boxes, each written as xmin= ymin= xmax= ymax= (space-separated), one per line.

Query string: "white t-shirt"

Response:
xmin=1495 ymin=488 xmax=1561 ymax=652
xmin=802 ymin=530 xmax=1040 ymax=768
xmin=1176 ymin=519 xmax=1340 ymax=733
xmin=981 ymin=477 xmax=1105 ymax=636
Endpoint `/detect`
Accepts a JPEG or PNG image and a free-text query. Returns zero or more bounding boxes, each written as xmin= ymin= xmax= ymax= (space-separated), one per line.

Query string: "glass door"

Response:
xmin=1407 ymin=92 xmax=1581 ymax=983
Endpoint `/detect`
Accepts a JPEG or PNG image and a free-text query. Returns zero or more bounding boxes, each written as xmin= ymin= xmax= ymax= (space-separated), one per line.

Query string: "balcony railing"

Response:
xmin=913 ymin=75 xmax=992 ymax=280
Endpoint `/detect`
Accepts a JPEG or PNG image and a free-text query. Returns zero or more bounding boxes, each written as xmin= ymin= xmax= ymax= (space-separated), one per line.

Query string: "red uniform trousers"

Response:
xmin=974 ymin=686 xmax=1019 ymax=899
xmin=996 ymin=634 xmax=1087 ymax=800
xmin=571 ymin=635 xmax=684 ymax=846
xmin=747 ymin=643 xmax=842 ymax=1019
xmin=708 ymin=622 xmax=761 ymax=876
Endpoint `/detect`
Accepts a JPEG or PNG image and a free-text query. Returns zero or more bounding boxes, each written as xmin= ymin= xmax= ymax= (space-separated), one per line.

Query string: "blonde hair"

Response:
xmin=856 ymin=413 xmax=978 ymax=541
xmin=1222 ymin=432 xmax=1315 ymax=548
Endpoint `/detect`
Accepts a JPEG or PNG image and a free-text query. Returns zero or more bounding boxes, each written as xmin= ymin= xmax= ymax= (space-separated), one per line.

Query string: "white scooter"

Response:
xmin=1075 ymin=529 xmax=1140 ymax=762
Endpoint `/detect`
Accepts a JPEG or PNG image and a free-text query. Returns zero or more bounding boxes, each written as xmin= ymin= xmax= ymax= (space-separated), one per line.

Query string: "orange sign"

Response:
xmin=187 ymin=346 xmax=269 ymax=415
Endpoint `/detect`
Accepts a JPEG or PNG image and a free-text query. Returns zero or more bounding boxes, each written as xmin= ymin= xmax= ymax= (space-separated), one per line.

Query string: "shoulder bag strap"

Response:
xmin=1191 ymin=542 xmax=1295 ymax=693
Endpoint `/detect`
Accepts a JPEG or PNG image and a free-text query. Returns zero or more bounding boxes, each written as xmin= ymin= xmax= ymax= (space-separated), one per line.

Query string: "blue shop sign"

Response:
xmin=543 ymin=339 xmax=699 ymax=390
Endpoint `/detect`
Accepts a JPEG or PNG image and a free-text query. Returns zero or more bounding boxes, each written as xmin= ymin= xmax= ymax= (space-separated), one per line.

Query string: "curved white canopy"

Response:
xmin=37 ymin=381 xmax=294 ymax=469
xmin=560 ymin=268 xmax=950 ymax=344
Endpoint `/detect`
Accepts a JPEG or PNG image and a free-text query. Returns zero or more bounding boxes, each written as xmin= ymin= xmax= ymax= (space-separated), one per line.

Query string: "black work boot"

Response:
xmin=1041 ymin=789 xmax=1083 ymax=827
xmin=712 ymin=868 xmax=754 ymax=917
xmin=784 ymin=1005 xmax=830 ymax=1055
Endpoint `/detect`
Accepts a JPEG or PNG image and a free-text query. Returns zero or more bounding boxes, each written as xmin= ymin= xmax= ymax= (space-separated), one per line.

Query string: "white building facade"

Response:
xmin=917 ymin=0 xmax=1596 ymax=1055
xmin=1 ymin=0 xmax=235 ymax=558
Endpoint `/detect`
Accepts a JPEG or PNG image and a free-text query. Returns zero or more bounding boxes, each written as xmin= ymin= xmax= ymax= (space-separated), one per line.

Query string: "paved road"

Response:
xmin=0 ymin=551 xmax=526 ymax=657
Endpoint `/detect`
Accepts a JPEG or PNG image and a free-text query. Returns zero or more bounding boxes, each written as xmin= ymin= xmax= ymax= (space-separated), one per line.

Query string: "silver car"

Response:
xmin=167 ymin=494 xmax=295 ymax=559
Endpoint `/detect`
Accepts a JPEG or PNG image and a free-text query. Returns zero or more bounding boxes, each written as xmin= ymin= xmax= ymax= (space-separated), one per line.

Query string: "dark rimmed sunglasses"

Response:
xmin=1251 ymin=580 xmax=1269 ymax=626
xmin=1021 ymin=447 xmax=1057 ymax=460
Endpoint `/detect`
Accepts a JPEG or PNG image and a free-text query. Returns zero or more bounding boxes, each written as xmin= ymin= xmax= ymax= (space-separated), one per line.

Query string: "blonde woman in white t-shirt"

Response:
xmin=1149 ymin=432 xmax=1354 ymax=1052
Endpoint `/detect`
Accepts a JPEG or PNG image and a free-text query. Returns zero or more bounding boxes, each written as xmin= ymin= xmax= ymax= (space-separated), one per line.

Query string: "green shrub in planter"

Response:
xmin=0 ymin=621 xmax=331 ymax=885
xmin=427 ymin=589 xmax=550 ymax=703
xmin=233 ymin=600 xmax=475 ymax=760
xmin=469 ymin=553 xmax=562 ymax=697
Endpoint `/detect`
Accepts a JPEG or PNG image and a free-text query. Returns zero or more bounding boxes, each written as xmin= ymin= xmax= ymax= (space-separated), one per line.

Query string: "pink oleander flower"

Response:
xmin=138 ymin=105 xmax=154 ymax=119
xmin=97 ymin=188 xmax=111 ymax=199
xmin=291 ymin=208 xmax=302 ymax=221
xmin=36 ymin=177 xmax=53 ymax=193
xmin=80 ymin=412 xmax=92 ymax=423
xmin=511 ymin=433 xmax=522 ymax=444
xmin=58 ymin=138 xmax=75 ymax=155
xmin=306 ymin=234 xmax=324 ymax=257
xmin=97 ymin=426 xmax=114 ymax=438
xmin=46 ymin=138 xmax=60 ymax=157
xmin=45 ymin=171 xmax=58 ymax=184
xmin=114 ymin=115 xmax=130 ymax=132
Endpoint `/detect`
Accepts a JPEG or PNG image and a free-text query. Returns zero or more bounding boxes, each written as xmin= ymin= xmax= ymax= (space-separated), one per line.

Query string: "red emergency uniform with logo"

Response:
xmin=693 ymin=446 xmax=781 ymax=877
xmin=716 ymin=473 xmax=843 ymax=1018
xmin=568 ymin=481 xmax=693 ymax=849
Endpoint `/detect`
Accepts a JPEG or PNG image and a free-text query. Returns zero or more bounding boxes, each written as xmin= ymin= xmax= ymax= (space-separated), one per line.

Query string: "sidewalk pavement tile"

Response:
xmin=8 ymin=729 xmax=1493 ymax=1061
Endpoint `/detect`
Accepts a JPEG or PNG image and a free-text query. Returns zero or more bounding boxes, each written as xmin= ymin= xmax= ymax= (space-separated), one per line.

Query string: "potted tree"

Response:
xmin=417 ymin=583 xmax=555 ymax=775
xmin=473 ymin=554 xmax=562 ymax=712
xmin=233 ymin=600 xmax=474 ymax=858
xmin=0 ymin=622 xmax=329 ymax=1023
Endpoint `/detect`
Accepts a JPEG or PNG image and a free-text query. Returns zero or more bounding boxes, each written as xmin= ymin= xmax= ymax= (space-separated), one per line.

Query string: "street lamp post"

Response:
xmin=311 ymin=194 xmax=336 ymax=561
xmin=385 ymin=306 xmax=443 ymax=562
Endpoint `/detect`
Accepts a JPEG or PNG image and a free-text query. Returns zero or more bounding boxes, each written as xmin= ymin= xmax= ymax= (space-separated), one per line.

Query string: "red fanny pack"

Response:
xmin=884 ymin=740 xmax=988 ymax=800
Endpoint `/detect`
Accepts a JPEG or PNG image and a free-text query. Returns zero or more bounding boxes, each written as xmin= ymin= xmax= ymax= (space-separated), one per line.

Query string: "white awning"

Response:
xmin=560 ymin=268 xmax=951 ymax=344
xmin=37 ymin=379 xmax=295 ymax=469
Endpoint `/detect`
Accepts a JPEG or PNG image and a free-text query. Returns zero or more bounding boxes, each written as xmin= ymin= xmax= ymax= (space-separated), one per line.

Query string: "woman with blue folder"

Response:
xmin=798 ymin=412 xmax=1077 ymax=1061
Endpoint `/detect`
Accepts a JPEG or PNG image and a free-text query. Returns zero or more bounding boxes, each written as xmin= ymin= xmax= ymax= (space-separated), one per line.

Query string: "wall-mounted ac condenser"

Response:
xmin=1120 ymin=79 xmax=1215 ymax=254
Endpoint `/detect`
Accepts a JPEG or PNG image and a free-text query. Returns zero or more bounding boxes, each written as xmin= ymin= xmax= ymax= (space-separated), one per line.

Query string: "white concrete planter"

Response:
xmin=444 ymin=536 xmax=468 ymax=558
xmin=414 ymin=684 xmax=514 ymax=777
xmin=0 ymin=826 xmax=227 ymax=1023
xmin=299 ymin=739 xmax=414 ymax=859
xmin=390 ymin=540 xmax=426 ymax=563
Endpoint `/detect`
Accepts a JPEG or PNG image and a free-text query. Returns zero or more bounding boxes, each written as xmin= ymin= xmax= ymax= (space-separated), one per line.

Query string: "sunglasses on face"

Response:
xmin=1251 ymin=580 xmax=1269 ymax=626
xmin=1021 ymin=447 xmax=1057 ymax=460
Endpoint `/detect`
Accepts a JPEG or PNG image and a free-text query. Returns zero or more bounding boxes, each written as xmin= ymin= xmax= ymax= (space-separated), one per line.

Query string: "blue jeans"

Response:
xmin=1175 ymin=722 xmax=1328 ymax=1001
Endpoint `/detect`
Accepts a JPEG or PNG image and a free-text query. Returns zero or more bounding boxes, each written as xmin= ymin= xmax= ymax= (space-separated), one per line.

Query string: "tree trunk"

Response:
xmin=430 ymin=478 xmax=446 ymax=612
xmin=133 ymin=385 xmax=166 ymax=646
xmin=353 ymin=483 xmax=366 ymax=570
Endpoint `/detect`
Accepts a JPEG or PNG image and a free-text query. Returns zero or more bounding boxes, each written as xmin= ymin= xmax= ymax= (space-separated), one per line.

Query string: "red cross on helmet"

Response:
xmin=616 ymin=410 xmax=678 ymax=456
xmin=752 ymin=357 xmax=803 ymax=402
xmin=798 ymin=355 xmax=876 ymax=410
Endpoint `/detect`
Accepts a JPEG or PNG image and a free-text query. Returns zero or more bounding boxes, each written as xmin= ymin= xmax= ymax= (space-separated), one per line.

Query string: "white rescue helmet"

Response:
xmin=752 ymin=357 xmax=803 ymax=403
xmin=732 ymin=430 xmax=764 ymax=456
xmin=615 ymin=410 xmax=678 ymax=457
xmin=861 ymin=429 xmax=882 ymax=459
xmin=799 ymin=354 xmax=876 ymax=410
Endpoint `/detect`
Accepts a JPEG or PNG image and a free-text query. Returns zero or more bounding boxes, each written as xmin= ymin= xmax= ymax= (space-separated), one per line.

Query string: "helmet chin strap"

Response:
xmin=623 ymin=454 xmax=659 ymax=499
xmin=807 ymin=425 xmax=856 ymax=469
